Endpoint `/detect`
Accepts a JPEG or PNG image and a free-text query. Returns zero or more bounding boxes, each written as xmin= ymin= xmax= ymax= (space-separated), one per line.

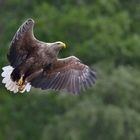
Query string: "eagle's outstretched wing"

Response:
xmin=7 ymin=18 xmax=37 ymax=67
xmin=30 ymin=56 xmax=96 ymax=94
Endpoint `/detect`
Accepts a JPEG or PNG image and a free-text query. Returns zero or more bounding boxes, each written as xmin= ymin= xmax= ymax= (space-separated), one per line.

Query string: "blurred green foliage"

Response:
xmin=0 ymin=0 xmax=140 ymax=139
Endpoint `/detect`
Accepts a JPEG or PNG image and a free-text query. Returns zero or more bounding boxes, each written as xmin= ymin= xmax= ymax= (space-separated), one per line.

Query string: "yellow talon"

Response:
xmin=18 ymin=84 xmax=25 ymax=92
xmin=17 ymin=76 xmax=24 ymax=86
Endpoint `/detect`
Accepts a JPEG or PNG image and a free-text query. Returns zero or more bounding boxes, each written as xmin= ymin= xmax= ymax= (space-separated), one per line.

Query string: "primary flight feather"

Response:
xmin=1 ymin=18 xmax=96 ymax=94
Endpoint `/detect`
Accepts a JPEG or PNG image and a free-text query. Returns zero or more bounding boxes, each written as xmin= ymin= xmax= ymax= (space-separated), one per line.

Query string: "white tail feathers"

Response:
xmin=1 ymin=65 xmax=31 ymax=93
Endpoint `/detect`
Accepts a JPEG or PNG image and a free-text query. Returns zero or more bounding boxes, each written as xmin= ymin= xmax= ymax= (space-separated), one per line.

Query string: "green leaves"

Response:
xmin=0 ymin=0 xmax=140 ymax=140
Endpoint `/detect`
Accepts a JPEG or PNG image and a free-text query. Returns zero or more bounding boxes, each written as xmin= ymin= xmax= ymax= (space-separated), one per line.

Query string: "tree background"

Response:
xmin=0 ymin=0 xmax=140 ymax=139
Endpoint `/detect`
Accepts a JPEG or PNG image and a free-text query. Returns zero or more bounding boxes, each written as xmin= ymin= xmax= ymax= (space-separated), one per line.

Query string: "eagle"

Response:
xmin=1 ymin=18 xmax=96 ymax=94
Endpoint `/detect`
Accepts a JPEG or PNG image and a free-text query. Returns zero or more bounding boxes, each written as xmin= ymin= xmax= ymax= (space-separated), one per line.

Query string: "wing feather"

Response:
xmin=30 ymin=56 xmax=96 ymax=94
xmin=7 ymin=18 xmax=37 ymax=67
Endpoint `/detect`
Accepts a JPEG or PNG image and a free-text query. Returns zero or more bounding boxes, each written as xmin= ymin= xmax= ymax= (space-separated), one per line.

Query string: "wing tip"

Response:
xmin=26 ymin=18 xmax=34 ymax=25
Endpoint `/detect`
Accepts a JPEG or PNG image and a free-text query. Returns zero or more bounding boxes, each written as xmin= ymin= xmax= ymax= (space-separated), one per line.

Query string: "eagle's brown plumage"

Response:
xmin=6 ymin=18 xmax=96 ymax=94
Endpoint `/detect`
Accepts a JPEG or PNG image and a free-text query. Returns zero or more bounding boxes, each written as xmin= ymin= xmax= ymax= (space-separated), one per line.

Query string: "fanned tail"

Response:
xmin=1 ymin=65 xmax=31 ymax=93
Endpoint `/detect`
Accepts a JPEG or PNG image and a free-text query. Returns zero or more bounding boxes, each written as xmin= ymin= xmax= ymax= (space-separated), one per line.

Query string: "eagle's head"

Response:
xmin=52 ymin=41 xmax=66 ymax=49
xmin=46 ymin=41 xmax=66 ymax=56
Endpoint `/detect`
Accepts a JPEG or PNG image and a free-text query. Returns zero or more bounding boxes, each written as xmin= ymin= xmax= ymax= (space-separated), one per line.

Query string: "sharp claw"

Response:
xmin=18 ymin=84 xmax=25 ymax=92
xmin=17 ymin=76 xmax=24 ymax=86
xmin=16 ymin=76 xmax=26 ymax=92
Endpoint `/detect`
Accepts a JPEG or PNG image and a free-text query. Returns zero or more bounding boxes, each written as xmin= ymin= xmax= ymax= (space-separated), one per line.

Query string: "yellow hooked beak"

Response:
xmin=57 ymin=41 xmax=67 ymax=49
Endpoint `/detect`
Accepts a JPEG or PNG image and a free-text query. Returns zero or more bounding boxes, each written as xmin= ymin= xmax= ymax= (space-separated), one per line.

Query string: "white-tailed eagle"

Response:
xmin=1 ymin=19 xmax=96 ymax=94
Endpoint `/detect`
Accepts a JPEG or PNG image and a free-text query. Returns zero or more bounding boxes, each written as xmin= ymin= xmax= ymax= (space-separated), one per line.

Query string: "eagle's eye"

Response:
xmin=56 ymin=42 xmax=61 ymax=45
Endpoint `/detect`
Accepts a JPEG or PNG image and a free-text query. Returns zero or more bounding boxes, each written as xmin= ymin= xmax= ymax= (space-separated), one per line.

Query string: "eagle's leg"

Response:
xmin=17 ymin=75 xmax=24 ymax=86
xmin=16 ymin=75 xmax=27 ymax=92
xmin=17 ymin=75 xmax=29 ymax=92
